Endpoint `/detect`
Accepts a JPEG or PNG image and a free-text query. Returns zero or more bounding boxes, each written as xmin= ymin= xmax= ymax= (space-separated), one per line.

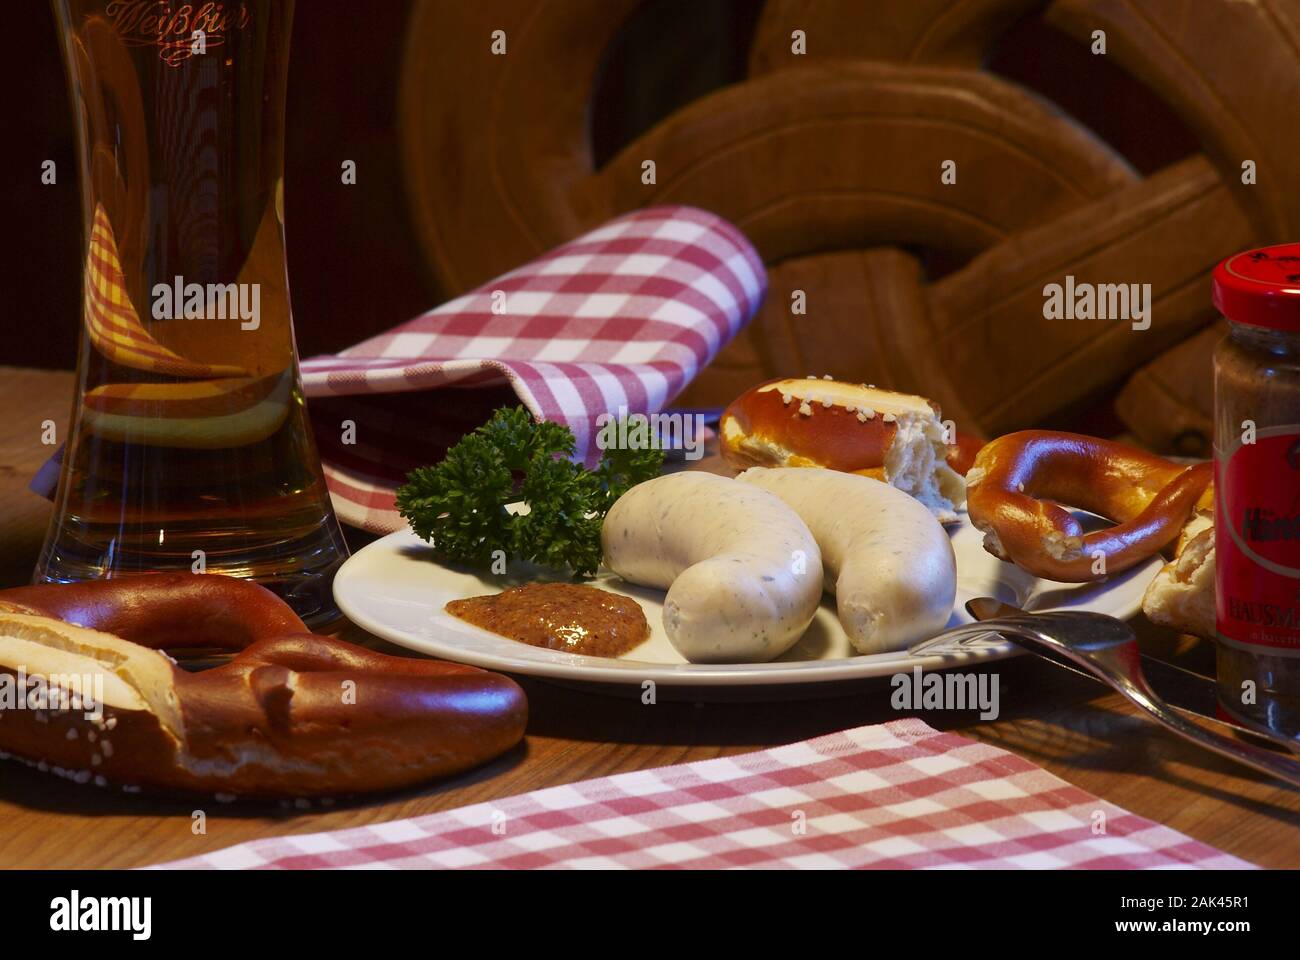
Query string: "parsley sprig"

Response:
xmin=395 ymin=406 xmax=663 ymax=576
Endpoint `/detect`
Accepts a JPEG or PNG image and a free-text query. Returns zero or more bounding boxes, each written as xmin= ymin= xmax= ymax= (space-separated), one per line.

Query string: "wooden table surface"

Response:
xmin=0 ymin=365 xmax=1296 ymax=869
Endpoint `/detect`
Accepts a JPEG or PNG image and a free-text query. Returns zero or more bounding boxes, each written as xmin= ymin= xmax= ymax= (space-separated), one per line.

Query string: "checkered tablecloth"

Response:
xmin=151 ymin=719 xmax=1251 ymax=870
xmin=300 ymin=205 xmax=765 ymax=532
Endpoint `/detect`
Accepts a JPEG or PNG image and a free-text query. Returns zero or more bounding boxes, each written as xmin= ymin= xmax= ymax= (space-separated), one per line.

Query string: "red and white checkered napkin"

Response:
xmin=301 ymin=205 xmax=766 ymax=533
xmin=152 ymin=719 xmax=1251 ymax=870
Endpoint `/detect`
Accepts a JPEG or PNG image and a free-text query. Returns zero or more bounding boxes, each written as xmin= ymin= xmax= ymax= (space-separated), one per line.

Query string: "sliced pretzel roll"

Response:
xmin=1141 ymin=526 xmax=1215 ymax=640
xmin=720 ymin=377 xmax=965 ymax=521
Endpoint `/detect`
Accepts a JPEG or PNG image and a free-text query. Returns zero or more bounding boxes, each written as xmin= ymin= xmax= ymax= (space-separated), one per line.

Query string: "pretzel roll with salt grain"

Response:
xmin=720 ymin=377 xmax=966 ymax=522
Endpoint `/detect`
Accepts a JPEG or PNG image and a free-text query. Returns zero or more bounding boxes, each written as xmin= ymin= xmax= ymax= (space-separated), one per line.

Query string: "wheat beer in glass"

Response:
xmin=41 ymin=0 xmax=348 ymax=625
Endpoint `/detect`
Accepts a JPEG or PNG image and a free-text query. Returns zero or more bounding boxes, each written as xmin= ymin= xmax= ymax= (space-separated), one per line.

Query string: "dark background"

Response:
xmin=2 ymin=0 xmax=1194 ymax=371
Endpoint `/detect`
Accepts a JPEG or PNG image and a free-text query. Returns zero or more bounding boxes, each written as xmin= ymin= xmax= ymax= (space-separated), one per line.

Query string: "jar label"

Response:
xmin=1217 ymin=429 xmax=1300 ymax=654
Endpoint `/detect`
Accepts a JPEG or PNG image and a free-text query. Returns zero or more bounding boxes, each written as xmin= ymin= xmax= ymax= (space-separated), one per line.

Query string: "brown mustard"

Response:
xmin=446 ymin=583 xmax=649 ymax=657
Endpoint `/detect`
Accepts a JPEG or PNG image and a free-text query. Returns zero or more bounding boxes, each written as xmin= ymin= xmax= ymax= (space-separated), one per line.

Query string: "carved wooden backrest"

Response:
xmin=398 ymin=0 xmax=1300 ymax=450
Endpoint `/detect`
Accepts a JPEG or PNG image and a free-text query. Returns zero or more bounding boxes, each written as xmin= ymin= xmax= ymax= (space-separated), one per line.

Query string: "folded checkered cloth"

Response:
xmin=151 ymin=719 xmax=1251 ymax=870
xmin=301 ymin=205 xmax=765 ymax=532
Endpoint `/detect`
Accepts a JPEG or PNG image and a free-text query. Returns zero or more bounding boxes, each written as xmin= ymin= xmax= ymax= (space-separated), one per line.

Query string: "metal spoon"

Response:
xmin=908 ymin=599 xmax=1300 ymax=789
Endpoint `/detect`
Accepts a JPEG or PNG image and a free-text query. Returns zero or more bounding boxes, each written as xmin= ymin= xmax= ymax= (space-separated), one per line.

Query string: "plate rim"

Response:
xmin=334 ymin=524 xmax=1160 ymax=687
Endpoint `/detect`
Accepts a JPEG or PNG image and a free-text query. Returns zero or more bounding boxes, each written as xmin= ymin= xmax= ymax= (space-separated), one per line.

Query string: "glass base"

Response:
xmin=1216 ymin=694 xmax=1300 ymax=746
xmin=34 ymin=515 xmax=348 ymax=630
xmin=1216 ymin=638 xmax=1300 ymax=742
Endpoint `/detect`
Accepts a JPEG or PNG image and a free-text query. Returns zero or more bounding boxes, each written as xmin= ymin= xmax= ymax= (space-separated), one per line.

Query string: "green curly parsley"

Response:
xmin=395 ymin=406 xmax=664 ymax=576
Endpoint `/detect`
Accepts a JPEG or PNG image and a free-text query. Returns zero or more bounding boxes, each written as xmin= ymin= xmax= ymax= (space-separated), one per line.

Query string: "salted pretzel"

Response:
xmin=965 ymin=431 xmax=1213 ymax=582
xmin=0 ymin=575 xmax=527 ymax=798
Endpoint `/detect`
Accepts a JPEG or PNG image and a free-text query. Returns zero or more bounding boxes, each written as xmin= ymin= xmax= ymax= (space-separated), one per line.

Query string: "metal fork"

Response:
xmin=908 ymin=599 xmax=1300 ymax=790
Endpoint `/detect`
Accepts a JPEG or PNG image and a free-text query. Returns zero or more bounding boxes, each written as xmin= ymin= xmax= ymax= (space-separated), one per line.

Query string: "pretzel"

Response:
xmin=965 ymin=431 xmax=1213 ymax=582
xmin=0 ymin=575 xmax=527 ymax=798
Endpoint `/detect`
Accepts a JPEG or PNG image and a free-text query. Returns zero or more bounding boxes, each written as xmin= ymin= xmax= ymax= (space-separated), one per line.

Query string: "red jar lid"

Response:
xmin=1213 ymin=243 xmax=1300 ymax=332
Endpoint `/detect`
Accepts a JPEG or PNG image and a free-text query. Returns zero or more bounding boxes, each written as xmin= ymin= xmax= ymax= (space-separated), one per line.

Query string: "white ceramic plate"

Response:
xmin=334 ymin=513 xmax=1162 ymax=689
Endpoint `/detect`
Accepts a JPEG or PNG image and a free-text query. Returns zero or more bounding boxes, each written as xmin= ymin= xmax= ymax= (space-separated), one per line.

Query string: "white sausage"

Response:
xmin=601 ymin=472 xmax=823 ymax=663
xmin=737 ymin=467 xmax=956 ymax=654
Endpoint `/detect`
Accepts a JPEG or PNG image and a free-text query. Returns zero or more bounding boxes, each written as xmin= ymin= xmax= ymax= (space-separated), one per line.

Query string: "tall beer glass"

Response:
xmin=41 ymin=0 xmax=348 ymax=626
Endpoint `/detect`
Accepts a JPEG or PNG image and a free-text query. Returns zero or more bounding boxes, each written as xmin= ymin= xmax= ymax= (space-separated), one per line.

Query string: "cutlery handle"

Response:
xmin=964 ymin=613 xmax=1300 ymax=790
xmin=1108 ymin=677 xmax=1300 ymax=790
xmin=913 ymin=614 xmax=1300 ymax=788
